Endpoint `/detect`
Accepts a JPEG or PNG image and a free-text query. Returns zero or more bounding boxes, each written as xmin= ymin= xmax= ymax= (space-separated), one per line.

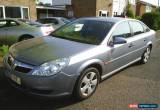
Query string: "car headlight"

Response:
xmin=32 ymin=58 xmax=69 ymax=76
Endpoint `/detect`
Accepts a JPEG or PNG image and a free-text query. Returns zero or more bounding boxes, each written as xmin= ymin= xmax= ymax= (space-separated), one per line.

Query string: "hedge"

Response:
xmin=141 ymin=12 xmax=160 ymax=30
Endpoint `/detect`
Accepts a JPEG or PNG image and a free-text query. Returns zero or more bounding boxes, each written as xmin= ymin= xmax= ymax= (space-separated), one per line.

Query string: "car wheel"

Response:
xmin=75 ymin=67 xmax=100 ymax=100
xmin=140 ymin=46 xmax=151 ymax=64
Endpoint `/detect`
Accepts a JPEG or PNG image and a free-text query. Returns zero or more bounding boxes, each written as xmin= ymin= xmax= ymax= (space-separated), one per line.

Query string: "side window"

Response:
xmin=0 ymin=20 xmax=7 ymax=28
xmin=6 ymin=20 xmax=18 ymax=27
xmin=142 ymin=23 xmax=150 ymax=32
xmin=47 ymin=19 xmax=59 ymax=25
xmin=129 ymin=21 xmax=144 ymax=35
xmin=10 ymin=21 xmax=18 ymax=26
xmin=112 ymin=21 xmax=131 ymax=38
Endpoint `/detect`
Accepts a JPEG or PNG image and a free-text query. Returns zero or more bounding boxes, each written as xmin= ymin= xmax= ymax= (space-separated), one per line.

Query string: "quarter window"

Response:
xmin=112 ymin=21 xmax=131 ymax=38
xmin=142 ymin=23 xmax=150 ymax=32
xmin=129 ymin=21 xmax=144 ymax=35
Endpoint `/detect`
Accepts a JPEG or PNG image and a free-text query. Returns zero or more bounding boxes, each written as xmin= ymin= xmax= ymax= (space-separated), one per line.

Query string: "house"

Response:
xmin=136 ymin=0 xmax=157 ymax=16
xmin=71 ymin=0 xmax=138 ymax=18
xmin=37 ymin=0 xmax=72 ymax=18
xmin=0 ymin=0 xmax=37 ymax=20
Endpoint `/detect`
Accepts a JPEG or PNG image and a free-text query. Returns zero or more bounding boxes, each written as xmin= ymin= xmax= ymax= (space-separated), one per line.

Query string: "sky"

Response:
xmin=38 ymin=0 xmax=160 ymax=6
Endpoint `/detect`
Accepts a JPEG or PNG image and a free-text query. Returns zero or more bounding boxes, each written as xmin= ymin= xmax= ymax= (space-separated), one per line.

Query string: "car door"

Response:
xmin=127 ymin=21 xmax=147 ymax=61
xmin=0 ymin=20 xmax=7 ymax=45
xmin=5 ymin=20 xmax=21 ymax=45
xmin=104 ymin=21 xmax=134 ymax=74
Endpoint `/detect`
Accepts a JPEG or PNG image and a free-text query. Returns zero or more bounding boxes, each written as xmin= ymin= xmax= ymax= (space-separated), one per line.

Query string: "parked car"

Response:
xmin=36 ymin=17 xmax=70 ymax=30
xmin=0 ymin=19 xmax=53 ymax=45
xmin=3 ymin=17 xmax=156 ymax=100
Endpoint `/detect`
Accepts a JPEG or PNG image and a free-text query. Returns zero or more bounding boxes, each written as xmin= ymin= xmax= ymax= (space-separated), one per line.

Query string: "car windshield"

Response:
xmin=51 ymin=19 xmax=114 ymax=45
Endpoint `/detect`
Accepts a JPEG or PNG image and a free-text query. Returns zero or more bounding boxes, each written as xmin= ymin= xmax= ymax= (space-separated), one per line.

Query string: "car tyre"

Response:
xmin=74 ymin=67 xmax=100 ymax=100
xmin=140 ymin=46 xmax=151 ymax=64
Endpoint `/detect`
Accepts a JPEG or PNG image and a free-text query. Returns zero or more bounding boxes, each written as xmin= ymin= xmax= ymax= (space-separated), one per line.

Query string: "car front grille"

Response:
xmin=7 ymin=55 xmax=33 ymax=73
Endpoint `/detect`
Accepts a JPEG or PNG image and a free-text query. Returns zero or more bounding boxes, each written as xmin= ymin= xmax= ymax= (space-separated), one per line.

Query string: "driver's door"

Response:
xmin=105 ymin=21 xmax=133 ymax=73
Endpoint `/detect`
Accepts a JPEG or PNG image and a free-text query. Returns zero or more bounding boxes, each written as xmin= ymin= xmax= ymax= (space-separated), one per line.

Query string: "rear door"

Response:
xmin=128 ymin=20 xmax=147 ymax=60
xmin=0 ymin=20 xmax=7 ymax=45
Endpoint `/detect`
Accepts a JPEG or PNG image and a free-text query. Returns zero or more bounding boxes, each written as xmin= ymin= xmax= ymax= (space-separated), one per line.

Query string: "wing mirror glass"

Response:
xmin=109 ymin=35 xmax=127 ymax=46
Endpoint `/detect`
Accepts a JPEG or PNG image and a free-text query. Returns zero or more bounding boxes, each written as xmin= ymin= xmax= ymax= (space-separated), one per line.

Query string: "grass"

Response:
xmin=0 ymin=45 xmax=9 ymax=64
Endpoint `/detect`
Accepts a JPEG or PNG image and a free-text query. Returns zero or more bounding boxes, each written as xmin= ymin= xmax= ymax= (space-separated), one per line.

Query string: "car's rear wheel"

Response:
xmin=75 ymin=67 xmax=100 ymax=100
xmin=140 ymin=46 xmax=151 ymax=64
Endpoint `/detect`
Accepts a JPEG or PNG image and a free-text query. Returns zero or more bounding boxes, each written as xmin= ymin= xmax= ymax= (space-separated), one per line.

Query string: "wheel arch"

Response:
xmin=18 ymin=34 xmax=34 ymax=41
xmin=146 ymin=42 xmax=153 ymax=50
xmin=77 ymin=59 xmax=104 ymax=78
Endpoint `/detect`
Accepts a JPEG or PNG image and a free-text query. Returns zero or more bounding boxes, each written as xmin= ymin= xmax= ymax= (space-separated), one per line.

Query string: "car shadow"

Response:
xmin=0 ymin=66 xmax=80 ymax=110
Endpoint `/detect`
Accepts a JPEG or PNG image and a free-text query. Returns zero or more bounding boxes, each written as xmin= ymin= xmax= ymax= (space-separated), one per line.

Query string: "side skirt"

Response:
xmin=101 ymin=57 xmax=141 ymax=80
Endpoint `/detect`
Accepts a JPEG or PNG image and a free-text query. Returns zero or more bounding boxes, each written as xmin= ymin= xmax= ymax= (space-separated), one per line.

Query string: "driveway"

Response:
xmin=0 ymin=34 xmax=160 ymax=110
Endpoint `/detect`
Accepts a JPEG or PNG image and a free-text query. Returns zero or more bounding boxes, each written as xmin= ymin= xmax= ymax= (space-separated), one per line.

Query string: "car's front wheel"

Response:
xmin=75 ymin=67 xmax=100 ymax=100
xmin=140 ymin=46 xmax=151 ymax=64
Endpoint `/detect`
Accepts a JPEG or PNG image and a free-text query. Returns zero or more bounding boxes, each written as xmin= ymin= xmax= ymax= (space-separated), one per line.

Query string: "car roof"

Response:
xmin=79 ymin=17 xmax=134 ymax=23
xmin=38 ymin=17 xmax=65 ymax=20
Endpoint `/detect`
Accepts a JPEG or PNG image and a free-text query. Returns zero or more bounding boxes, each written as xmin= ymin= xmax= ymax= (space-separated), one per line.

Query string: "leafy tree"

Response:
xmin=124 ymin=1 xmax=135 ymax=18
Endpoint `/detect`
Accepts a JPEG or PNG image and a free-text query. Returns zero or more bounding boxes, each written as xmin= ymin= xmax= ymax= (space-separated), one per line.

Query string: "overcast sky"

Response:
xmin=39 ymin=0 xmax=160 ymax=6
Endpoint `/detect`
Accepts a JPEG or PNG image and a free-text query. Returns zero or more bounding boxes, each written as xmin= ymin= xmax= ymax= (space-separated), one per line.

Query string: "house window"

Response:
xmin=22 ymin=7 xmax=29 ymax=19
xmin=0 ymin=7 xmax=3 ymax=18
xmin=5 ymin=6 xmax=21 ymax=18
xmin=146 ymin=5 xmax=152 ymax=13
xmin=99 ymin=10 xmax=108 ymax=17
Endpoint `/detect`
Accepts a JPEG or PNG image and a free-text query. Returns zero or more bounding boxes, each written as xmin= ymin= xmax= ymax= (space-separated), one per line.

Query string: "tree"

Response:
xmin=124 ymin=1 xmax=135 ymax=18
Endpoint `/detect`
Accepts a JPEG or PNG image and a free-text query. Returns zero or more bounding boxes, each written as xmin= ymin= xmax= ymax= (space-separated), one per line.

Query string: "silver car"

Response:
xmin=37 ymin=17 xmax=70 ymax=30
xmin=3 ymin=17 xmax=156 ymax=100
xmin=0 ymin=19 xmax=53 ymax=45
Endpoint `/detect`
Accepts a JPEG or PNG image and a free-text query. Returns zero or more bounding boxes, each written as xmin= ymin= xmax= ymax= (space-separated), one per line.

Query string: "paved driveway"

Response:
xmin=0 ymin=34 xmax=160 ymax=110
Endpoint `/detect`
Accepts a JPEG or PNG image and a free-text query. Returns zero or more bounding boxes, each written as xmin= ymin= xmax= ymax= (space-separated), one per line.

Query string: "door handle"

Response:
xmin=128 ymin=43 xmax=134 ymax=48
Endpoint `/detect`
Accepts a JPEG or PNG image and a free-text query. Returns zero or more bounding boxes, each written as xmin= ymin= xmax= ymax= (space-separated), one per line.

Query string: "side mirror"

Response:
xmin=113 ymin=36 xmax=127 ymax=44
xmin=109 ymin=36 xmax=127 ymax=47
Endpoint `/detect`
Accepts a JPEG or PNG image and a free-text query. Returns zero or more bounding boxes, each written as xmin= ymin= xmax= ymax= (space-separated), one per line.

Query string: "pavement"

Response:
xmin=0 ymin=32 xmax=160 ymax=110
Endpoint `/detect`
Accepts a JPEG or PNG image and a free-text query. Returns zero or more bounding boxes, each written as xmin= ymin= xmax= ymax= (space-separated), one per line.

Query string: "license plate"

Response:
xmin=10 ymin=74 xmax=21 ymax=85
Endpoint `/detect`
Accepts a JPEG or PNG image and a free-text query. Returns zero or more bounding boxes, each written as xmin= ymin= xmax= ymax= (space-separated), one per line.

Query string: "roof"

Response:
xmin=139 ymin=0 xmax=158 ymax=7
xmin=80 ymin=17 xmax=130 ymax=23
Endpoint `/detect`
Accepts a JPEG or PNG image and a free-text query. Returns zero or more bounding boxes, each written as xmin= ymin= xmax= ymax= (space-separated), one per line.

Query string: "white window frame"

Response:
xmin=0 ymin=5 xmax=5 ymax=18
xmin=21 ymin=6 xmax=30 ymax=19
xmin=99 ymin=10 xmax=108 ymax=17
xmin=0 ymin=5 xmax=30 ymax=19
xmin=4 ymin=6 xmax=22 ymax=19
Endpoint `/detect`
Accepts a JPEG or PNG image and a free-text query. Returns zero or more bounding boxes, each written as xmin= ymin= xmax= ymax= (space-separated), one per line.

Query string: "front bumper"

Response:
xmin=3 ymin=57 xmax=77 ymax=98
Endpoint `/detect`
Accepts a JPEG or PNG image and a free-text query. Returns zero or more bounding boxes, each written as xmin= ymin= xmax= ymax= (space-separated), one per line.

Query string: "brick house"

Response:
xmin=0 ymin=0 xmax=37 ymax=20
xmin=72 ymin=0 xmax=113 ymax=18
xmin=136 ymin=1 xmax=157 ymax=16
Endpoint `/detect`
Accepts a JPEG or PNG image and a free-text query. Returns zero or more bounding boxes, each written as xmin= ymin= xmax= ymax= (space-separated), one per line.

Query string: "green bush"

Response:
xmin=141 ymin=12 xmax=160 ymax=30
xmin=126 ymin=9 xmax=135 ymax=18
xmin=0 ymin=45 xmax=9 ymax=57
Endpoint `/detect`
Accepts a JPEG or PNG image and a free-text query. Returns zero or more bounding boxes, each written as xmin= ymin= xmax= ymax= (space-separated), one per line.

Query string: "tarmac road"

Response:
xmin=0 ymin=35 xmax=159 ymax=110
